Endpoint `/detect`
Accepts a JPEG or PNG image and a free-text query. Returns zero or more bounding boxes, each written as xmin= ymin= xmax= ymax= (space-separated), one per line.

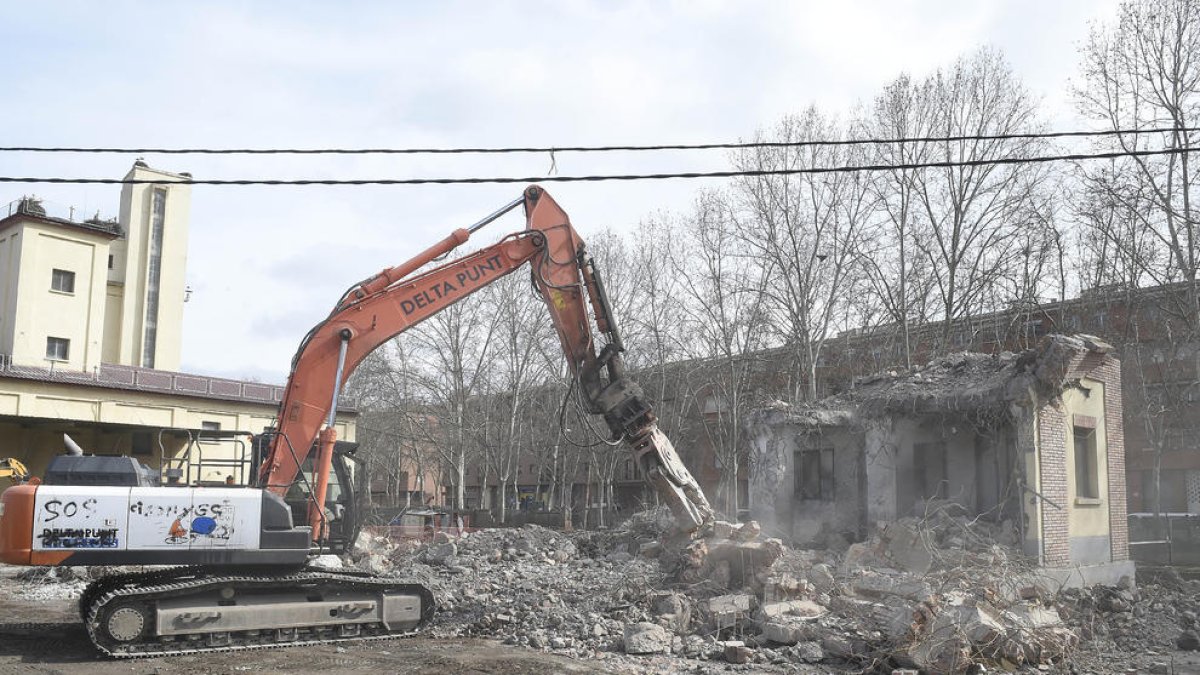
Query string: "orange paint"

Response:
xmin=169 ymin=518 xmax=187 ymax=539
xmin=30 ymin=550 xmax=72 ymax=565
xmin=0 ymin=484 xmax=36 ymax=565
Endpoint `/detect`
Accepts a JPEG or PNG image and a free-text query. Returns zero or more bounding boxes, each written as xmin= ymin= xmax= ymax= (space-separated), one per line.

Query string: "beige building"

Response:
xmin=0 ymin=162 xmax=354 ymax=481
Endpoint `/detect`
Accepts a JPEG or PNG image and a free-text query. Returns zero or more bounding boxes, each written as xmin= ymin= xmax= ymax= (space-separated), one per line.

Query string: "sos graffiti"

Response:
xmin=41 ymin=498 xmax=98 ymax=522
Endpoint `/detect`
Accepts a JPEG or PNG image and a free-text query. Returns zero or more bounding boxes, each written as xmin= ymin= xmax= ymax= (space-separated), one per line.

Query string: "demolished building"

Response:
xmin=747 ymin=333 xmax=1131 ymax=587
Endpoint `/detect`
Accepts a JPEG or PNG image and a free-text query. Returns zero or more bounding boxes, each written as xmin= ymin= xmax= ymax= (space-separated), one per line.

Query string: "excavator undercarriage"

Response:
xmin=82 ymin=566 xmax=432 ymax=658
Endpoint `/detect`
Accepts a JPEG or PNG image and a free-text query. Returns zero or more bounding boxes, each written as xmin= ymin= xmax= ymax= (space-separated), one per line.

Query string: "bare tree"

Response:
xmin=482 ymin=273 xmax=556 ymax=523
xmin=1075 ymin=0 xmax=1200 ymax=325
xmin=407 ymin=291 xmax=500 ymax=510
xmin=734 ymin=107 xmax=872 ymax=401
xmin=1072 ymin=0 xmax=1200 ymax=515
xmin=906 ymin=48 xmax=1050 ymax=350
xmin=856 ymin=76 xmax=940 ymax=367
xmin=669 ymin=189 xmax=770 ymax=516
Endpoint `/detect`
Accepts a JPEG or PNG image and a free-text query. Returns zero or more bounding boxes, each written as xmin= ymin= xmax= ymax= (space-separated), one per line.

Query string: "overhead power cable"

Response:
xmin=0 ymin=126 xmax=1197 ymax=155
xmin=0 ymin=147 xmax=1194 ymax=187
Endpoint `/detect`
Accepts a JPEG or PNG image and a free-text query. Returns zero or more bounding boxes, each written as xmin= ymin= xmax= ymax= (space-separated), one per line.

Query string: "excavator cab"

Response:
xmin=282 ymin=442 xmax=362 ymax=555
xmin=251 ymin=434 xmax=363 ymax=555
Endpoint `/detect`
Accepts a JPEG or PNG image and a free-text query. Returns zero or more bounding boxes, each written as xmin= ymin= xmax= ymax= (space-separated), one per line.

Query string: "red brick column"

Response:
xmin=1100 ymin=356 xmax=1129 ymax=561
xmin=1038 ymin=402 xmax=1071 ymax=567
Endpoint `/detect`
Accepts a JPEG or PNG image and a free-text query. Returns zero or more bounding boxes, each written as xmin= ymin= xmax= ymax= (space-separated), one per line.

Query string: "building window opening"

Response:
xmin=914 ymin=441 xmax=949 ymax=500
xmin=200 ymin=421 xmax=221 ymax=443
xmin=1074 ymin=426 xmax=1100 ymax=499
xmin=795 ymin=447 xmax=835 ymax=501
xmin=45 ymin=337 xmax=70 ymax=361
xmin=107 ymin=254 xmax=114 ymax=270
xmin=51 ymin=269 xmax=75 ymax=294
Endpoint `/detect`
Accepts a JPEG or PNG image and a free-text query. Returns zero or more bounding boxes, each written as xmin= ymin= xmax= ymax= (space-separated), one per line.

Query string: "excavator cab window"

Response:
xmin=283 ymin=440 xmax=361 ymax=553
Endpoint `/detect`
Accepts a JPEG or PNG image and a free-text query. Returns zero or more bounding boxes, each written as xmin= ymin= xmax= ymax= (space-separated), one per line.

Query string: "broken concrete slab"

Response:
xmin=851 ymin=573 xmax=934 ymax=604
xmin=708 ymin=593 xmax=755 ymax=630
xmin=762 ymin=619 xmax=819 ymax=645
xmin=880 ymin=522 xmax=933 ymax=575
xmin=758 ymin=599 xmax=827 ymax=621
xmin=808 ymin=562 xmax=837 ymax=594
xmin=622 ymin=622 xmax=670 ymax=655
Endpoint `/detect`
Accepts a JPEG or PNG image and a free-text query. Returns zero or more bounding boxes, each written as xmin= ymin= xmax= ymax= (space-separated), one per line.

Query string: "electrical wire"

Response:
xmin=2 ymin=125 xmax=1196 ymax=155
xmin=0 ymin=147 xmax=1193 ymax=186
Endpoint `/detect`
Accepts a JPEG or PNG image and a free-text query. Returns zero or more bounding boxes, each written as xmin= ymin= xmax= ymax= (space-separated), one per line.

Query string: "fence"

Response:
xmin=1128 ymin=512 xmax=1200 ymax=565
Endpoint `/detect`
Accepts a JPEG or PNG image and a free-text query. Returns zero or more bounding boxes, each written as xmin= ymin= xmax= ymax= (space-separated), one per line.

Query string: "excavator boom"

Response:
xmin=262 ymin=186 xmax=712 ymax=535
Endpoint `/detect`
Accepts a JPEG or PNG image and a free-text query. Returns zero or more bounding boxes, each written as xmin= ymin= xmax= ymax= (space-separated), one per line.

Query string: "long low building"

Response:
xmin=0 ymin=361 xmax=355 ymax=483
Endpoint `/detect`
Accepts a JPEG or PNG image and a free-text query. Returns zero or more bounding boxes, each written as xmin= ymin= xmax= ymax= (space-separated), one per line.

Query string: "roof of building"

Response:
xmin=0 ymin=200 xmax=123 ymax=239
xmin=752 ymin=333 xmax=1113 ymax=426
xmin=0 ymin=361 xmax=357 ymax=413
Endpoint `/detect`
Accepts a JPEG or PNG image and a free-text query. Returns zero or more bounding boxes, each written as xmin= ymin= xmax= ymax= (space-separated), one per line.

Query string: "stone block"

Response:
xmin=724 ymin=644 xmax=753 ymax=663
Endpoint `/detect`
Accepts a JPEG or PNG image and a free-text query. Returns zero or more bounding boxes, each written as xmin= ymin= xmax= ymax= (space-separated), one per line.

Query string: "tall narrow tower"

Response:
xmin=104 ymin=161 xmax=192 ymax=371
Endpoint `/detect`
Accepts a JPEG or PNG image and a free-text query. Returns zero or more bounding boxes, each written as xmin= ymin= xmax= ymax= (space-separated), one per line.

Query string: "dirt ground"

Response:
xmin=0 ymin=567 xmax=611 ymax=675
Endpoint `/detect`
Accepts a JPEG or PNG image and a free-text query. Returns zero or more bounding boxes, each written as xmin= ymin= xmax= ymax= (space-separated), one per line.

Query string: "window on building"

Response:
xmin=50 ymin=269 xmax=75 ymax=294
xmin=107 ymin=254 xmax=114 ymax=270
xmin=131 ymin=432 xmax=153 ymax=456
xmin=200 ymin=421 xmax=221 ymax=443
xmin=794 ymin=447 xmax=835 ymax=501
xmin=45 ymin=337 xmax=70 ymax=361
xmin=1074 ymin=426 xmax=1100 ymax=499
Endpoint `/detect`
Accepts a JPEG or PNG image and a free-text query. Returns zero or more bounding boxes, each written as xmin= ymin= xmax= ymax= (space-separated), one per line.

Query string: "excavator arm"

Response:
xmin=261 ymin=186 xmax=713 ymax=542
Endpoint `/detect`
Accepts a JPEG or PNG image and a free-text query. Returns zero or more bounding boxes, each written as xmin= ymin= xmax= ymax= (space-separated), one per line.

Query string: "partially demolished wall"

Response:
xmin=747 ymin=334 xmax=1130 ymax=579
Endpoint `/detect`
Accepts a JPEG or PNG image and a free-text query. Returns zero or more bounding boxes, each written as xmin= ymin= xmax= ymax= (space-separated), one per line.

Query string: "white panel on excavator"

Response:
xmin=32 ymin=486 xmax=130 ymax=551
xmin=32 ymin=486 xmax=262 ymax=552
xmin=126 ymin=487 xmax=260 ymax=550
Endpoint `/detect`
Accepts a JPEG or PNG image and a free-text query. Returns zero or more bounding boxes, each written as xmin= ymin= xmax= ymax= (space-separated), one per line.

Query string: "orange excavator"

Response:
xmin=0 ymin=186 xmax=712 ymax=657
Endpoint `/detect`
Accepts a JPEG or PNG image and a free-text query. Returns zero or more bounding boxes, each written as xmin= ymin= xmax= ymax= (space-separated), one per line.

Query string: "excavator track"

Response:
xmin=81 ymin=567 xmax=434 ymax=658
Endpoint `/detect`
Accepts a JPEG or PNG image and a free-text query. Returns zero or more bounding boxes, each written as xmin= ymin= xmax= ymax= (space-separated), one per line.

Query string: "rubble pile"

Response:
xmin=4 ymin=501 xmax=1195 ymax=672
xmin=348 ymin=508 xmax=1059 ymax=673
xmin=1056 ymin=573 xmax=1200 ymax=673
xmin=13 ymin=565 xmax=102 ymax=601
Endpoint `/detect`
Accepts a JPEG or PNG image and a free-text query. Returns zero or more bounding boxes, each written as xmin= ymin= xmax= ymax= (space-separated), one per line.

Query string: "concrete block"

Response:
xmin=708 ymin=593 xmax=755 ymax=630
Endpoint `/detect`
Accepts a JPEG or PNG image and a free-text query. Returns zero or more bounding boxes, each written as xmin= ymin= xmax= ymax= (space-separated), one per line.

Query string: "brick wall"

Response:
xmin=1098 ymin=355 xmax=1129 ymax=561
xmin=1038 ymin=403 xmax=1072 ymax=567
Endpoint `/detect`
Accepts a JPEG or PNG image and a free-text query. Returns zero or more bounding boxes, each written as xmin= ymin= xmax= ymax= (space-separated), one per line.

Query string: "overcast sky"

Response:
xmin=0 ymin=0 xmax=1121 ymax=383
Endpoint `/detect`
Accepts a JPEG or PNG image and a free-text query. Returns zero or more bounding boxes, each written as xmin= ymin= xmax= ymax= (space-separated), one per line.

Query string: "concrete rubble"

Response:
xmin=329 ymin=504 xmax=1196 ymax=674
xmin=10 ymin=504 xmax=1199 ymax=673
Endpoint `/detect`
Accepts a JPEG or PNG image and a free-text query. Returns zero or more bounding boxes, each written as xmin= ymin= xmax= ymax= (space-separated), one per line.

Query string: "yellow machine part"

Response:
xmin=0 ymin=458 xmax=29 ymax=484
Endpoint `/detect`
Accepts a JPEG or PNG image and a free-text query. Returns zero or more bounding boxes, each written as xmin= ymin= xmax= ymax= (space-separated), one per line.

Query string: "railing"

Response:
xmin=159 ymin=430 xmax=254 ymax=486
xmin=1129 ymin=512 xmax=1200 ymax=566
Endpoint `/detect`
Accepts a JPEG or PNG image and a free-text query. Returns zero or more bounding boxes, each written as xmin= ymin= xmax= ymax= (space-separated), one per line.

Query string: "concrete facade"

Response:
xmin=747 ymin=334 xmax=1130 ymax=581
xmin=1 ymin=162 xmax=190 ymax=372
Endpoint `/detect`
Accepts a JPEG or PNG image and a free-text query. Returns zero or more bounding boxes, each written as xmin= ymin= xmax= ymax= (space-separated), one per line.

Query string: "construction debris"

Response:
xmin=7 ymin=504 xmax=1197 ymax=673
xmin=325 ymin=505 xmax=1194 ymax=673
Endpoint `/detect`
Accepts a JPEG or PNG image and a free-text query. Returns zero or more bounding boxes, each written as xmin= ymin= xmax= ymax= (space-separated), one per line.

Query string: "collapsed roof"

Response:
xmin=753 ymin=333 xmax=1113 ymax=427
